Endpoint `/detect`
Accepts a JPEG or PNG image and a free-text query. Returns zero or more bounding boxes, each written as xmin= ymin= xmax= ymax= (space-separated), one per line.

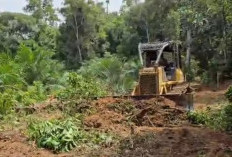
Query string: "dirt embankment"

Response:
xmin=84 ymin=97 xmax=187 ymax=137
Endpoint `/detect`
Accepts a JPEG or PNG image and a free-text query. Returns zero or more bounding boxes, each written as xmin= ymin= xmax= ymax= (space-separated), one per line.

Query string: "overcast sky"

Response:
xmin=0 ymin=0 xmax=123 ymax=13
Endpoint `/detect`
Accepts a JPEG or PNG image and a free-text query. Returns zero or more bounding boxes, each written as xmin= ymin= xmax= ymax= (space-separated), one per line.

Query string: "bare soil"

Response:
xmin=84 ymin=97 xmax=187 ymax=137
xmin=0 ymin=81 xmax=232 ymax=157
xmin=118 ymin=127 xmax=232 ymax=157
xmin=0 ymin=131 xmax=65 ymax=157
xmin=194 ymin=80 xmax=231 ymax=110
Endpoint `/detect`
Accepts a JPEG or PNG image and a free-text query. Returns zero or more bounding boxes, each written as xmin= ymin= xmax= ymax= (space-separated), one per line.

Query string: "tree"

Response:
xmin=0 ymin=12 xmax=38 ymax=54
xmin=24 ymin=0 xmax=59 ymax=25
xmin=58 ymin=0 xmax=107 ymax=68
xmin=35 ymin=24 xmax=59 ymax=51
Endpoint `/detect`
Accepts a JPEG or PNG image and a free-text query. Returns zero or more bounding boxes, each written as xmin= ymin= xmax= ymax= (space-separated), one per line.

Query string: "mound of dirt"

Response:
xmin=84 ymin=111 xmax=130 ymax=137
xmin=84 ymin=97 xmax=187 ymax=137
xmin=130 ymin=98 xmax=187 ymax=127
xmin=118 ymin=127 xmax=232 ymax=157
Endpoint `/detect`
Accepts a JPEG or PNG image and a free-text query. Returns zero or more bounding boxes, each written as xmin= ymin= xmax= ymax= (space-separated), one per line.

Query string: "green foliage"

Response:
xmin=225 ymin=86 xmax=232 ymax=102
xmin=188 ymin=104 xmax=232 ymax=132
xmin=0 ymin=54 xmax=25 ymax=89
xmin=28 ymin=119 xmax=82 ymax=152
xmin=200 ymin=71 xmax=211 ymax=85
xmin=24 ymin=0 xmax=59 ymax=25
xmin=185 ymin=58 xmax=200 ymax=81
xmin=0 ymin=91 xmax=15 ymax=116
xmin=206 ymin=105 xmax=232 ymax=132
xmin=16 ymin=43 xmax=63 ymax=85
xmin=187 ymin=111 xmax=208 ymax=125
xmin=28 ymin=119 xmax=114 ymax=152
xmin=36 ymin=24 xmax=59 ymax=50
xmin=16 ymin=81 xmax=47 ymax=106
xmin=0 ymin=42 xmax=63 ymax=110
xmin=58 ymin=0 xmax=108 ymax=68
xmin=79 ymin=53 xmax=139 ymax=94
xmin=220 ymin=105 xmax=232 ymax=131
xmin=0 ymin=12 xmax=38 ymax=54
xmin=57 ymin=72 xmax=106 ymax=100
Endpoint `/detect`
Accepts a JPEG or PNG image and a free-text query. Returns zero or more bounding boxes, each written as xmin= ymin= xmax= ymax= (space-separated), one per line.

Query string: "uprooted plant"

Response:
xmin=28 ymin=119 xmax=115 ymax=152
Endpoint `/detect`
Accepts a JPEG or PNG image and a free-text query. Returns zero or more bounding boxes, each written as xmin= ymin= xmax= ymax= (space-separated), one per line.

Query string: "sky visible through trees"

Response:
xmin=0 ymin=0 xmax=123 ymax=13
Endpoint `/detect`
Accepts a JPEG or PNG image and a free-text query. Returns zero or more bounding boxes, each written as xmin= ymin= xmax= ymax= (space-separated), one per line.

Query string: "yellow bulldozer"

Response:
xmin=132 ymin=41 xmax=193 ymax=110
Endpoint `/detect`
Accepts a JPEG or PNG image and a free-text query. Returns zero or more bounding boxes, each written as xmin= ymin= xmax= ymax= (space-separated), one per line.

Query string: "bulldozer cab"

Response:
xmin=139 ymin=41 xmax=182 ymax=81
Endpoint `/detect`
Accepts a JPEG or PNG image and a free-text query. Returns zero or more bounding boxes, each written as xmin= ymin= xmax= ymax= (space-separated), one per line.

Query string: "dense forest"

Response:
xmin=1 ymin=0 xmax=232 ymax=155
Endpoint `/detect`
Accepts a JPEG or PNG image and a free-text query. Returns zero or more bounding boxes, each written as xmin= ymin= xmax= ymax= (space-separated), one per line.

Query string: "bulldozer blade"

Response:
xmin=162 ymin=93 xmax=194 ymax=111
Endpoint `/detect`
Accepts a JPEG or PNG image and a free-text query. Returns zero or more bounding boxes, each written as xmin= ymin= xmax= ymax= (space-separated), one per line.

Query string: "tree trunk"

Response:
xmin=73 ymin=14 xmax=84 ymax=63
xmin=185 ymin=29 xmax=192 ymax=81
xmin=77 ymin=43 xmax=82 ymax=63
xmin=145 ymin=21 xmax=150 ymax=42
xmin=75 ymin=29 xmax=83 ymax=63
xmin=222 ymin=0 xmax=228 ymax=63
xmin=186 ymin=29 xmax=191 ymax=68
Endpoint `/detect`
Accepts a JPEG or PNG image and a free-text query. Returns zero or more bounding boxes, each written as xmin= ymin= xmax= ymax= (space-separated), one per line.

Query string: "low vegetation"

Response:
xmin=225 ymin=86 xmax=232 ymax=102
xmin=56 ymin=72 xmax=106 ymax=101
xmin=188 ymin=89 xmax=232 ymax=132
xmin=188 ymin=104 xmax=232 ymax=132
xmin=28 ymin=119 xmax=114 ymax=152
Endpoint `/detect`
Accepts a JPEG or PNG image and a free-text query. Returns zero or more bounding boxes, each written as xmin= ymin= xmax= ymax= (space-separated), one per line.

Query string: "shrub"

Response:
xmin=200 ymin=71 xmax=211 ymax=85
xmin=185 ymin=58 xmax=200 ymax=82
xmin=28 ymin=119 xmax=114 ymax=152
xmin=57 ymin=72 xmax=106 ymax=101
xmin=200 ymin=59 xmax=219 ymax=85
xmin=16 ymin=44 xmax=63 ymax=85
xmin=0 ymin=91 xmax=15 ymax=116
xmin=188 ymin=104 xmax=232 ymax=132
xmin=16 ymin=81 xmax=47 ymax=106
xmin=0 ymin=43 xmax=64 ymax=111
xmin=187 ymin=111 xmax=208 ymax=125
xmin=225 ymin=86 xmax=232 ymax=102
xmin=219 ymin=104 xmax=232 ymax=131
xmin=79 ymin=53 xmax=139 ymax=94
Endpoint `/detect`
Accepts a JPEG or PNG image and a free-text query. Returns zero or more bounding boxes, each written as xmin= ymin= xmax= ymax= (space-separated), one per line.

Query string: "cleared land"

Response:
xmin=0 ymin=82 xmax=231 ymax=157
